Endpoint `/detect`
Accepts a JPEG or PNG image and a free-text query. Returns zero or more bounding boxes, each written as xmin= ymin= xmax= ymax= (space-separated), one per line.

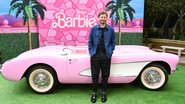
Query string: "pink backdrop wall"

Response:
xmin=0 ymin=0 xmax=144 ymax=46
xmin=38 ymin=0 xmax=143 ymax=47
xmin=38 ymin=0 xmax=111 ymax=46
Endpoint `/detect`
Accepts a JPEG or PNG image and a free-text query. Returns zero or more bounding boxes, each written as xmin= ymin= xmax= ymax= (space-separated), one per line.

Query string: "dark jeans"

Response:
xmin=90 ymin=57 xmax=111 ymax=93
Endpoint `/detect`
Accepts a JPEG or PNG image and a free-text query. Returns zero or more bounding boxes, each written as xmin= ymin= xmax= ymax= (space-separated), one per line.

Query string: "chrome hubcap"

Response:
xmin=33 ymin=72 xmax=50 ymax=88
xmin=144 ymin=70 xmax=161 ymax=85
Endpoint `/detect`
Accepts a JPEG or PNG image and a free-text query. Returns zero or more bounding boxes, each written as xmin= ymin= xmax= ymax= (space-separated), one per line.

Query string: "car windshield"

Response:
xmin=63 ymin=46 xmax=88 ymax=54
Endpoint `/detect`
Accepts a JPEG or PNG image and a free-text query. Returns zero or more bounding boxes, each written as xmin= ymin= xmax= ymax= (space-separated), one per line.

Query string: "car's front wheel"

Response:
xmin=26 ymin=65 xmax=58 ymax=93
xmin=139 ymin=64 xmax=168 ymax=90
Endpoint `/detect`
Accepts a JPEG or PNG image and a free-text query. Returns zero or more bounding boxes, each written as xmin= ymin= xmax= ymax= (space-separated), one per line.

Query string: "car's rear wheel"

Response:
xmin=139 ymin=64 xmax=168 ymax=90
xmin=26 ymin=65 xmax=58 ymax=93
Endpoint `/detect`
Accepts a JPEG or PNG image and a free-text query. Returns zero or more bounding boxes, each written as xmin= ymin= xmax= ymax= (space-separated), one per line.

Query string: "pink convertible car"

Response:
xmin=1 ymin=45 xmax=179 ymax=93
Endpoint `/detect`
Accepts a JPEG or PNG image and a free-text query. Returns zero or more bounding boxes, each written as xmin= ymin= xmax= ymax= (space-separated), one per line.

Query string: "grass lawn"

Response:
xmin=0 ymin=65 xmax=185 ymax=104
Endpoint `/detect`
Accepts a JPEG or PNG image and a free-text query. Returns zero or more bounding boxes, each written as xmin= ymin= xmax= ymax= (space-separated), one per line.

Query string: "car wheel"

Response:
xmin=27 ymin=65 xmax=58 ymax=93
xmin=139 ymin=64 xmax=168 ymax=90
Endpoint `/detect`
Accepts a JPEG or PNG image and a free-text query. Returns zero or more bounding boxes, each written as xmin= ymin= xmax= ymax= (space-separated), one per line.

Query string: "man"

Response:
xmin=88 ymin=11 xmax=115 ymax=103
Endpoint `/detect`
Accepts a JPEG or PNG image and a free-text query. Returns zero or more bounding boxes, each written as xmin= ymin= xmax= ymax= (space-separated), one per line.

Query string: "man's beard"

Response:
xmin=100 ymin=20 xmax=106 ymax=25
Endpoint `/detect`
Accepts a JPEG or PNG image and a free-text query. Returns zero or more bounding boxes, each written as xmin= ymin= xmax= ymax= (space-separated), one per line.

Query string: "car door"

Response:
xmin=67 ymin=52 xmax=91 ymax=83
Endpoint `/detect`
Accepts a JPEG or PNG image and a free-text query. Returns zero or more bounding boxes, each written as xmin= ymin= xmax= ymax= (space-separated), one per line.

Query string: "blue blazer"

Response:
xmin=88 ymin=24 xmax=115 ymax=58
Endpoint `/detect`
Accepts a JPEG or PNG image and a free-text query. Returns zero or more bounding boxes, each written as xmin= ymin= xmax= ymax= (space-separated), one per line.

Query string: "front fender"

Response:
xmin=1 ymin=55 xmax=67 ymax=82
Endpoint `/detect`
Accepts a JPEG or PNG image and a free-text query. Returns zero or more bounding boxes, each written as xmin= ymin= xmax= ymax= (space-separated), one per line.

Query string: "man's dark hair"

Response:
xmin=98 ymin=11 xmax=108 ymax=17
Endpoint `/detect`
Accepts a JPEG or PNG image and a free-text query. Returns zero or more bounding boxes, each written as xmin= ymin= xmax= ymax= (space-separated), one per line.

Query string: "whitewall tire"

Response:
xmin=27 ymin=65 xmax=57 ymax=93
xmin=139 ymin=64 xmax=168 ymax=90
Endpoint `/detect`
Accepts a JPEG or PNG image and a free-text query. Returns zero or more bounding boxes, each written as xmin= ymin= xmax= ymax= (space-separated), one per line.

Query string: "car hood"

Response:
xmin=17 ymin=46 xmax=67 ymax=58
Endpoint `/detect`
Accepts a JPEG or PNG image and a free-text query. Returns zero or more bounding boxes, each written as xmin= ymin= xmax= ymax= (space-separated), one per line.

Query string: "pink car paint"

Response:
xmin=1 ymin=45 xmax=179 ymax=84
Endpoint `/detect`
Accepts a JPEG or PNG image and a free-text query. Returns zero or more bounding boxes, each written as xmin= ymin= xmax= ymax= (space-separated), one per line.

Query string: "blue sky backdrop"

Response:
xmin=0 ymin=0 xmax=12 ymax=15
xmin=130 ymin=0 xmax=144 ymax=18
xmin=0 ymin=0 xmax=144 ymax=18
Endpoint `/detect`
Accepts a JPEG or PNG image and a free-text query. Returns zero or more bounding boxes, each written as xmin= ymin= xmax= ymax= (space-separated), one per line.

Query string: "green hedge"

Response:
xmin=0 ymin=51 xmax=1 ymax=64
xmin=0 ymin=33 xmax=39 ymax=63
xmin=0 ymin=32 xmax=143 ymax=63
xmin=115 ymin=32 xmax=143 ymax=45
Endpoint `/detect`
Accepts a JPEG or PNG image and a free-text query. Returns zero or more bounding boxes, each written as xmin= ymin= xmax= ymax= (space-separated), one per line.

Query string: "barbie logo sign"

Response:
xmin=52 ymin=13 xmax=97 ymax=28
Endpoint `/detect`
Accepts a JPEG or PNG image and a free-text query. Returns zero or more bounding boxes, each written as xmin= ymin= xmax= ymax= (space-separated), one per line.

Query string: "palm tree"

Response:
xmin=105 ymin=0 xmax=135 ymax=45
xmin=9 ymin=0 xmax=46 ymax=50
